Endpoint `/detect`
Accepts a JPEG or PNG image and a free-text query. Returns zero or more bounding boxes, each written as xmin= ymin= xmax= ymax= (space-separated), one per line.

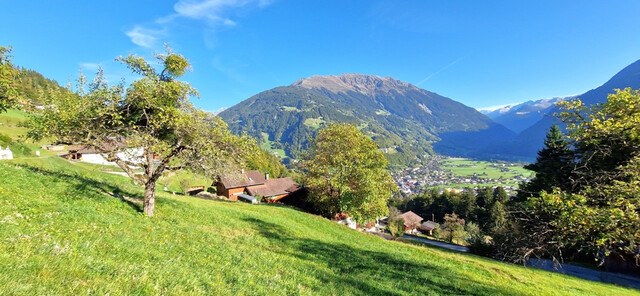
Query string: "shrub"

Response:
xmin=388 ymin=216 xmax=405 ymax=237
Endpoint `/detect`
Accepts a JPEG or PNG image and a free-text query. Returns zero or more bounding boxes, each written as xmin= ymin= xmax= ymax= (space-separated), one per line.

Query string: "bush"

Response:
xmin=179 ymin=178 xmax=192 ymax=195
xmin=388 ymin=216 xmax=405 ymax=237
xmin=466 ymin=222 xmax=494 ymax=256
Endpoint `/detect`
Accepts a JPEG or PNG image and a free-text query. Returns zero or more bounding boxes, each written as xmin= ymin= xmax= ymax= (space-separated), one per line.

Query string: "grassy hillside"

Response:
xmin=0 ymin=109 xmax=59 ymax=158
xmin=0 ymin=157 xmax=637 ymax=295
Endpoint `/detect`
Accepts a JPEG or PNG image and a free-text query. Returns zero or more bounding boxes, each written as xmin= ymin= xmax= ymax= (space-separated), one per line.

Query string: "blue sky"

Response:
xmin=2 ymin=1 xmax=640 ymax=112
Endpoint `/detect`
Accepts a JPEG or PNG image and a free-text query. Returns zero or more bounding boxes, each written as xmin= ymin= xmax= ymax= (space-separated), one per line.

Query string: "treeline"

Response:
xmin=392 ymin=186 xmax=507 ymax=234
xmin=395 ymin=88 xmax=640 ymax=273
xmin=477 ymin=89 xmax=640 ymax=272
xmin=15 ymin=67 xmax=64 ymax=105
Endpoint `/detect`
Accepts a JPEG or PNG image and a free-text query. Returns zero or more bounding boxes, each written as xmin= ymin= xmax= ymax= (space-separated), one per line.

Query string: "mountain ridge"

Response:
xmin=481 ymin=58 xmax=640 ymax=160
xmin=291 ymin=74 xmax=419 ymax=96
xmin=480 ymin=95 xmax=575 ymax=134
xmin=219 ymin=74 xmax=515 ymax=166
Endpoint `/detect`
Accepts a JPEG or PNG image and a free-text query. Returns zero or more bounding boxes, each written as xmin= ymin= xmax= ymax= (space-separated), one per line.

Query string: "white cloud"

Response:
xmin=125 ymin=26 xmax=162 ymax=48
xmin=476 ymin=103 xmax=519 ymax=113
xmin=173 ymin=0 xmax=271 ymax=25
xmin=125 ymin=0 xmax=273 ymax=48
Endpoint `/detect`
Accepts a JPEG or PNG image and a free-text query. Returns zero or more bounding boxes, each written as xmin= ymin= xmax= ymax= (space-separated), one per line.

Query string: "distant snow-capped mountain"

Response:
xmin=477 ymin=96 xmax=574 ymax=133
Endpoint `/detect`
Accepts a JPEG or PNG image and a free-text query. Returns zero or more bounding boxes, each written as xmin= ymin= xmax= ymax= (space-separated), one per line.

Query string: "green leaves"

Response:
xmin=0 ymin=46 xmax=19 ymax=113
xmin=302 ymin=123 xmax=396 ymax=223
xmin=27 ymin=48 xmax=247 ymax=216
xmin=508 ymin=88 xmax=640 ymax=263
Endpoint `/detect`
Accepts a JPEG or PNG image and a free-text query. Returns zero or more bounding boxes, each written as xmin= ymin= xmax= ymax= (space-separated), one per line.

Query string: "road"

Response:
xmin=528 ymin=258 xmax=640 ymax=290
xmin=380 ymin=233 xmax=640 ymax=290
xmin=401 ymin=234 xmax=470 ymax=252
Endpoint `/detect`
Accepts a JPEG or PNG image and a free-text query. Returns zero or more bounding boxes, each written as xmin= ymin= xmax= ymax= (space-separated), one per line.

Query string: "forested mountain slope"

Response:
xmin=219 ymin=74 xmax=514 ymax=166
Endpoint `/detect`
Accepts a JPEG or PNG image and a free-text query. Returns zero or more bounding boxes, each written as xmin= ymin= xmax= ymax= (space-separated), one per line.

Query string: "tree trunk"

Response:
xmin=143 ymin=180 xmax=156 ymax=217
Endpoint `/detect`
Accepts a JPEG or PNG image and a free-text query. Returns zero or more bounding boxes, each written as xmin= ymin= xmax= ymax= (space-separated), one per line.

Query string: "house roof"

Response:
xmin=398 ymin=211 xmax=423 ymax=228
xmin=218 ymin=170 xmax=266 ymax=189
xmin=67 ymin=141 xmax=125 ymax=154
xmin=67 ymin=145 xmax=99 ymax=154
xmin=419 ymin=220 xmax=437 ymax=231
xmin=246 ymin=177 xmax=299 ymax=198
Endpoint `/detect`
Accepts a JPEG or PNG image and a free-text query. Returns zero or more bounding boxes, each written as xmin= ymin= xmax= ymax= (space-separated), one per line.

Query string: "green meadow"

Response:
xmin=0 ymin=157 xmax=636 ymax=295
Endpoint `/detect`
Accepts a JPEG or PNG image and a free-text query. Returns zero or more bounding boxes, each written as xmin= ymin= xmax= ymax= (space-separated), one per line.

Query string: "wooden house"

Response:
xmin=214 ymin=170 xmax=302 ymax=202
xmin=398 ymin=211 xmax=423 ymax=233
xmin=418 ymin=220 xmax=438 ymax=235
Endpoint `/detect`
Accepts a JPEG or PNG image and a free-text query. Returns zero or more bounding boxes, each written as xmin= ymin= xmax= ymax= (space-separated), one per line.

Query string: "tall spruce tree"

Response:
xmin=517 ymin=125 xmax=574 ymax=200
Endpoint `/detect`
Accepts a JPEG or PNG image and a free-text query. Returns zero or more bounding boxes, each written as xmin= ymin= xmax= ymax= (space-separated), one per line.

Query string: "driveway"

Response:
xmin=401 ymin=234 xmax=470 ymax=252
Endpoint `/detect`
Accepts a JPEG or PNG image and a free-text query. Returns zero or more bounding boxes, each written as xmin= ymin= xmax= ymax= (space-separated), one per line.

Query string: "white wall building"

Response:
xmin=77 ymin=147 xmax=144 ymax=166
xmin=0 ymin=147 xmax=13 ymax=160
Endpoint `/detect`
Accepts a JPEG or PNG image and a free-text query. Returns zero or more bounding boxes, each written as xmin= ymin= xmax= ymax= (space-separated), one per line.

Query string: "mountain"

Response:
xmin=479 ymin=96 xmax=575 ymax=134
xmin=481 ymin=59 xmax=640 ymax=161
xmin=15 ymin=67 xmax=64 ymax=104
xmin=219 ymin=74 xmax=515 ymax=167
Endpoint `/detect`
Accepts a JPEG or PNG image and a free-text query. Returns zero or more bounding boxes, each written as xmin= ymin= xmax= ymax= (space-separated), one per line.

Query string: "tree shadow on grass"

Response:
xmin=15 ymin=163 xmax=143 ymax=213
xmin=243 ymin=217 xmax=524 ymax=296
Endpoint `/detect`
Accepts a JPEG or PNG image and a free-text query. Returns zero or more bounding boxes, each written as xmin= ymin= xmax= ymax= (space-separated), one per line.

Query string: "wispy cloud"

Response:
xmin=174 ymin=0 xmax=239 ymax=25
xmin=416 ymin=55 xmax=467 ymax=86
xmin=172 ymin=0 xmax=274 ymax=25
xmin=125 ymin=26 xmax=163 ymax=48
xmin=125 ymin=0 xmax=273 ymax=48
xmin=79 ymin=62 xmax=101 ymax=72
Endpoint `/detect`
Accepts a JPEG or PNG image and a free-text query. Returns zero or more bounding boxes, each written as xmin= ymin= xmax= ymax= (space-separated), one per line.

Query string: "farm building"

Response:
xmin=398 ymin=211 xmax=424 ymax=234
xmin=214 ymin=170 xmax=301 ymax=202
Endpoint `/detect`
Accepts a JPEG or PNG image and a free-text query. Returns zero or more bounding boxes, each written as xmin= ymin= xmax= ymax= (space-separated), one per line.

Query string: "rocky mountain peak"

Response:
xmin=291 ymin=74 xmax=418 ymax=96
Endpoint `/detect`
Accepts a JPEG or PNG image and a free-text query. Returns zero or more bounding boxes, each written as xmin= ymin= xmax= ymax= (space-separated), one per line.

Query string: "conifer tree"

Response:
xmin=517 ymin=125 xmax=574 ymax=200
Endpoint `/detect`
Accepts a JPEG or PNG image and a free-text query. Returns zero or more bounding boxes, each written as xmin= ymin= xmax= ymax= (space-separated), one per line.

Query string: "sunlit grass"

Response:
xmin=0 ymin=157 xmax=636 ymax=295
xmin=441 ymin=158 xmax=533 ymax=179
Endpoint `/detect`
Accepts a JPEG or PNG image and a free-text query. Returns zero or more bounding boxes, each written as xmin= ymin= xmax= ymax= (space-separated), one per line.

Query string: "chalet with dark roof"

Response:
xmin=214 ymin=170 xmax=301 ymax=202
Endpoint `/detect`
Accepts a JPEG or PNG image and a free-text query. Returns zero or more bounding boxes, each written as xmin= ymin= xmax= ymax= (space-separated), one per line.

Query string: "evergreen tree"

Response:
xmin=457 ymin=188 xmax=477 ymax=221
xmin=441 ymin=213 xmax=466 ymax=244
xmin=492 ymin=187 xmax=508 ymax=204
xmin=499 ymin=89 xmax=640 ymax=264
xmin=487 ymin=201 xmax=506 ymax=233
xmin=517 ymin=125 xmax=574 ymax=200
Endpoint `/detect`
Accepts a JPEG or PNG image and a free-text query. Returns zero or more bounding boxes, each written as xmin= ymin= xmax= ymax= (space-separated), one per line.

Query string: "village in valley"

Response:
xmin=3 ymin=2 xmax=640 ymax=294
xmin=392 ymin=156 xmax=532 ymax=196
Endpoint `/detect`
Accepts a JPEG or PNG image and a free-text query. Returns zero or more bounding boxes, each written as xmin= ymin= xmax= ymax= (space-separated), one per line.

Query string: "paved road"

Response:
xmin=528 ymin=258 xmax=640 ymax=290
xmin=378 ymin=233 xmax=640 ymax=290
xmin=401 ymin=234 xmax=470 ymax=252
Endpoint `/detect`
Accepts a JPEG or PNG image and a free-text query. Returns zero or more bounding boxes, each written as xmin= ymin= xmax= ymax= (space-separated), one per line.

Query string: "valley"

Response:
xmin=3 ymin=2 xmax=640 ymax=294
xmin=393 ymin=157 xmax=532 ymax=195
